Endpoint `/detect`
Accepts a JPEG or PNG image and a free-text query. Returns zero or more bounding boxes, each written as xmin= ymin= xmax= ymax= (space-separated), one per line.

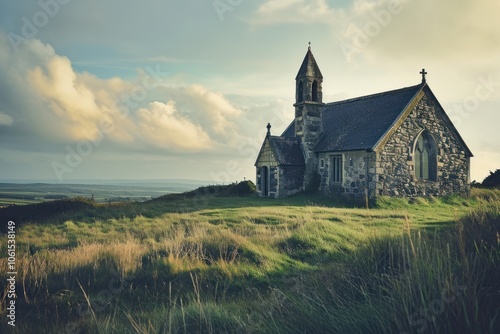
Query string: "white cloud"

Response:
xmin=28 ymin=56 xmax=105 ymax=140
xmin=250 ymin=0 xmax=499 ymax=71
xmin=0 ymin=31 xmax=250 ymax=154
xmin=183 ymin=84 xmax=242 ymax=135
xmin=0 ymin=111 xmax=13 ymax=126
xmin=338 ymin=0 xmax=500 ymax=68
xmin=249 ymin=0 xmax=343 ymax=25
xmin=137 ymin=101 xmax=213 ymax=151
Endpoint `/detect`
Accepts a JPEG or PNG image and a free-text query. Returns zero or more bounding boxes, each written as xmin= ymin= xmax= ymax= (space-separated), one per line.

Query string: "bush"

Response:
xmin=228 ymin=180 xmax=256 ymax=196
xmin=482 ymin=169 xmax=500 ymax=188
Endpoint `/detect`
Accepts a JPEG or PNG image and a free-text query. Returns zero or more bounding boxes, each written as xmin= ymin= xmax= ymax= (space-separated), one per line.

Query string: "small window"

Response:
xmin=330 ymin=155 xmax=343 ymax=184
xmin=320 ymin=159 xmax=325 ymax=168
xmin=298 ymin=81 xmax=304 ymax=102
xmin=312 ymin=80 xmax=318 ymax=102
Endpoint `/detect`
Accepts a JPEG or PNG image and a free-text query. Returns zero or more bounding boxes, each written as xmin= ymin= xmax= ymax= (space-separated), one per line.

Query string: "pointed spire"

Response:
xmin=296 ymin=44 xmax=323 ymax=80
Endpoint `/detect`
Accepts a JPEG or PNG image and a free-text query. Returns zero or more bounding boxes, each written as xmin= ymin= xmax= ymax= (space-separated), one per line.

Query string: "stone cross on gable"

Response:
xmin=266 ymin=123 xmax=271 ymax=136
xmin=420 ymin=68 xmax=428 ymax=83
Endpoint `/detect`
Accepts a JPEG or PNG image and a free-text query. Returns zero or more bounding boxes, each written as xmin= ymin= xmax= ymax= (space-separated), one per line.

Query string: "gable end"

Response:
xmin=372 ymin=87 xmax=425 ymax=153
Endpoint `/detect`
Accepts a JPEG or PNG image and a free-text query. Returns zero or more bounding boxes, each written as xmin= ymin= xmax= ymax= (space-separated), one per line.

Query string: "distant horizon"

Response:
xmin=0 ymin=178 xmax=230 ymax=186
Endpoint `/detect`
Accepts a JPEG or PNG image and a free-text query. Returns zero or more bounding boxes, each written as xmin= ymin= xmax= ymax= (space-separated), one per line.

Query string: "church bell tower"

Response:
xmin=294 ymin=44 xmax=323 ymax=106
xmin=294 ymin=44 xmax=325 ymax=190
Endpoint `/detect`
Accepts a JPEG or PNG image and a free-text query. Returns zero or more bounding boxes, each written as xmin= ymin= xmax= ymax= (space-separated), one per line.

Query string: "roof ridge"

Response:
xmin=326 ymin=83 xmax=423 ymax=106
xmin=269 ymin=135 xmax=299 ymax=142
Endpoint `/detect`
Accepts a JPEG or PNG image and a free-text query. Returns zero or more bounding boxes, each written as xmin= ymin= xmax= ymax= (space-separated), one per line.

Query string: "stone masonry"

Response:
xmin=255 ymin=47 xmax=472 ymax=199
xmin=376 ymin=93 xmax=470 ymax=197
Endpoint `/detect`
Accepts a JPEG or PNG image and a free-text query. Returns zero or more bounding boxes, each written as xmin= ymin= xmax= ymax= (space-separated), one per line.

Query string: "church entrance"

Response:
xmin=261 ymin=166 xmax=269 ymax=196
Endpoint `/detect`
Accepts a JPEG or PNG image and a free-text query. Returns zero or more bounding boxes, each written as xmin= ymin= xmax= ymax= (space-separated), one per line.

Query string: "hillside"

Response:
xmin=0 ymin=187 xmax=499 ymax=333
xmin=0 ymin=181 xmax=257 ymax=230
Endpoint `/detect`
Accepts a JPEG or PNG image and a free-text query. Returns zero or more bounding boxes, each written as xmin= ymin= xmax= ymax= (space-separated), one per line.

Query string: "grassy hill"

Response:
xmin=0 ymin=184 xmax=499 ymax=333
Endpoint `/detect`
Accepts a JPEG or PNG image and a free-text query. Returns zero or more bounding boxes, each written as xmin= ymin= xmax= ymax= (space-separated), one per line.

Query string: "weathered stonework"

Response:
xmin=296 ymin=103 xmax=323 ymax=191
xmin=255 ymin=138 xmax=305 ymax=198
xmin=278 ymin=166 xmax=305 ymax=197
xmin=318 ymin=151 xmax=377 ymax=199
xmin=376 ymin=94 xmax=470 ymax=197
xmin=292 ymin=47 xmax=325 ymax=192
xmin=255 ymin=48 xmax=472 ymax=199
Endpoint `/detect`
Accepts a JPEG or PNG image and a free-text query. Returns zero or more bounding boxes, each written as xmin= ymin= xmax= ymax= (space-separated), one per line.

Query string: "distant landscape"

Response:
xmin=0 ymin=180 xmax=214 ymax=206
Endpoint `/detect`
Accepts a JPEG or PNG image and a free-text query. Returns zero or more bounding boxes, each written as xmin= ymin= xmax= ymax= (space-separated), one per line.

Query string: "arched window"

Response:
xmin=298 ymin=81 xmax=304 ymax=102
xmin=414 ymin=131 xmax=437 ymax=181
xmin=312 ymin=80 xmax=318 ymax=102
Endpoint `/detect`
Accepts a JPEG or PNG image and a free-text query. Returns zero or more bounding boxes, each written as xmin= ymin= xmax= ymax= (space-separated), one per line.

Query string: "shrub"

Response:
xmin=482 ymin=169 xmax=500 ymax=188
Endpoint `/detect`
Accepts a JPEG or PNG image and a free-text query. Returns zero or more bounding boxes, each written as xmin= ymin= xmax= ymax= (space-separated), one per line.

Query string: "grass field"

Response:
xmin=0 ymin=185 xmax=499 ymax=333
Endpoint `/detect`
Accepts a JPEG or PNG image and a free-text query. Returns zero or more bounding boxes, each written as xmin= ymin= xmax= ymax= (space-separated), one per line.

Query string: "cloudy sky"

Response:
xmin=0 ymin=0 xmax=499 ymax=183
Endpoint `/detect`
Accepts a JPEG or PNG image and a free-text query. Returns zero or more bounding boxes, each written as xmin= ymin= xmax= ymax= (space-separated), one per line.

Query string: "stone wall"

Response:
xmin=316 ymin=91 xmax=470 ymax=199
xmin=318 ymin=150 xmax=377 ymax=199
xmin=376 ymin=93 xmax=470 ymax=197
xmin=278 ymin=166 xmax=305 ymax=197
xmin=269 ymin=166 xmax=278 ymax=197
xmin=295 ymin=103 xmax=323 ymax=190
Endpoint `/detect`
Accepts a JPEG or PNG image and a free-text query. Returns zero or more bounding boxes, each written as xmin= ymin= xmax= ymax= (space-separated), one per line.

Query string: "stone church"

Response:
xmin=255 ymin=46 xmax=472 ymax=199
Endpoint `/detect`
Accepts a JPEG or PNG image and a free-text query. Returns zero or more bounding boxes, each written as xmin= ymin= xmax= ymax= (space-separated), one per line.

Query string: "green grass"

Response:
xmin=1 ymin=188 xmax=499 ymax=333
xmin=0 ymin=198 xmax=41 ymax=206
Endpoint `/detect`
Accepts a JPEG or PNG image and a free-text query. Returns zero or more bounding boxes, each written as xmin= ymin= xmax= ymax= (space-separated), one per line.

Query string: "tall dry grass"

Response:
xmin=0 ymin=189 xmax=499 ymax=333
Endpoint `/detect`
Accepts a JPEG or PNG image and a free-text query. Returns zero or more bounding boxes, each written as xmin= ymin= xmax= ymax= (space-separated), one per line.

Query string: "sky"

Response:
xmin=0 ymin=0 xmax=499 ymax=184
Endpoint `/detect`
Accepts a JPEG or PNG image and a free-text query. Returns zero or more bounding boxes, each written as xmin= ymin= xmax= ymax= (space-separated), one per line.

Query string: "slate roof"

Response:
xmin=275 ymin=82 xmax=473 ymax=158
xmin=281 ymin=121 xmax=295 ymax=138
xmin=314 ymin=84 xmax=424 ymax=152
xmin=295 ymin=48 xmax=323 ymax=79
xmin=268 ymin=136 xmax=305 ymax=166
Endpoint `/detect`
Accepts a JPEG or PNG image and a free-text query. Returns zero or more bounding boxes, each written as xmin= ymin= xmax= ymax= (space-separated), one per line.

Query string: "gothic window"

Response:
xmin=298 ymin=81 xmax=304 ymax=102
xmin=312 ymin=80 xmax=318 ymax=102
xmin=414 ymin=131 xmax=437 ymax=181
xmin=330 ymin=155 xmax=343 ymax=184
